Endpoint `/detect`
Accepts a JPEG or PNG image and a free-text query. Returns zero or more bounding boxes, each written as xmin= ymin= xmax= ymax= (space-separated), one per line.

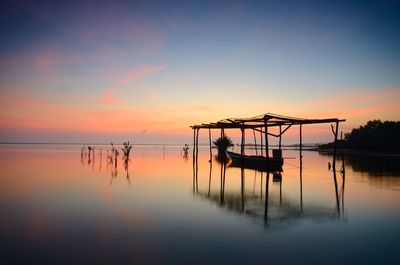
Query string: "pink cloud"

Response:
xmin=120 ymin=64 xmax=167 ymax=86
xmin=97 ymin=64 xmax=167 ymax=105
xmin=100 ymin=89 xmax=118 ymax=104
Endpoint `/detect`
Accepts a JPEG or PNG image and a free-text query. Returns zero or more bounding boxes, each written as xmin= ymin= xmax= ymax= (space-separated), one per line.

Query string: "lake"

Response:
xmin=0 ymin=144 xmax=399 ymax=265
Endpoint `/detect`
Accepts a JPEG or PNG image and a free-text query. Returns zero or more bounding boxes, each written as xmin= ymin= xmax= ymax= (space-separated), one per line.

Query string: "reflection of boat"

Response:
xmin=226 ymin=151 xmax=283 ymax=171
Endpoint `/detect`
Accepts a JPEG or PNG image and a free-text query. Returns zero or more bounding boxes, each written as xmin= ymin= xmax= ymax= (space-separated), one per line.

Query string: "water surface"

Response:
xmin=0 ymin=145 xmax=399 ymax=265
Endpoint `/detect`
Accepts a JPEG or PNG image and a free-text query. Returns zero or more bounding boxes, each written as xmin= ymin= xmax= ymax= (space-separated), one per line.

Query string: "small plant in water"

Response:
xmin=122 ymin=141 xmax=133 ymax=159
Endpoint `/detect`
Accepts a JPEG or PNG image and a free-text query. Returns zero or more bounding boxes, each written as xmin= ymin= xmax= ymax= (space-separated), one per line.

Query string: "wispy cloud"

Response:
xmin=98 ymin=64 xmax=167 ymax=104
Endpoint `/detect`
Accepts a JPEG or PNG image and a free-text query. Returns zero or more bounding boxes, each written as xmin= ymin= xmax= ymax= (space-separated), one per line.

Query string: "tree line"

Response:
xmin=319 ymin=120 xmax=400 ymax=153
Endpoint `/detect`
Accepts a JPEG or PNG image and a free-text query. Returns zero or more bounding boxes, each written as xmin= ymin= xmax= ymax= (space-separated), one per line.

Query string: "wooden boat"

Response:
xmin=226 ymin=151 xmax=283 ymax=171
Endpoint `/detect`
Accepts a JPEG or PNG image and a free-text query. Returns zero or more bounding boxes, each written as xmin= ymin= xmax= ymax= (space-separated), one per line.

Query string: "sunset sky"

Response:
xmin=1 ymin=0 xmax=399 ymax=144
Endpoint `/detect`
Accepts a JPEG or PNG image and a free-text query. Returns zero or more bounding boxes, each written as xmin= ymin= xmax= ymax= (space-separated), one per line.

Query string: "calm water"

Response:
xmin=0 ymin=145 xmax=399 ymax=265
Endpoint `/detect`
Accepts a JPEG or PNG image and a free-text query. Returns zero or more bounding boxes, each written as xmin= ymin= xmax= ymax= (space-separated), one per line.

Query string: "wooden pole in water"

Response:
xmin=279 ymin=125 xmax=282 ymax=150
xmin=332 ymin=121 xmax=339 ymax=169
xmin=260 ymin=130 xmax=264 ymax=156
xmin=196 ymin=128 xmax=199 ymax=159
xmin=341 ymin=131 xmax=345 ymax=175
xmin=253 ymin=129 xmax=258 ymax=155
xmin=299 ymin=124 xmax=303 ymax=168
xmin=208 ymin=128 xmax=212 ymax=162
xmin=241 ymin=127 xmax=245 ymax=155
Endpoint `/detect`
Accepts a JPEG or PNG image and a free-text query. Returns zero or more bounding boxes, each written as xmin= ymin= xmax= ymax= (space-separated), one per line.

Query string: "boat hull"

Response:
xmin=226 ymin=151 xmax=283 ymax=172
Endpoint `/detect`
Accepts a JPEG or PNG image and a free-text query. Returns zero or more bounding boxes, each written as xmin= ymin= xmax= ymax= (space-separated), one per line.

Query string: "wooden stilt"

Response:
xmin=300 ymin=124 xmax=303 ymax=168
xmin=260 ymin=130 xmax=264 ymax=156
xmin=253 ymin=129 xmax=258 ymax=155
xmin=279 ymin=125 xmax=282 ymax=150
xmin=264 ymin=119 xmax=269 ymax=158
xmin=331 ymin=121 xmax=339 ymax=169
xmin=208 ymin=128 xmax=212 ymax=162
xmin=241 ymin=127 xmax=245 ymax=155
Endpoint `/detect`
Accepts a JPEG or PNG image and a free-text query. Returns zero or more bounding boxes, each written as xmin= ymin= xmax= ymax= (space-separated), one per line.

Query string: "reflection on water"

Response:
xmin=0 ymin=145 xmax=399 ymax=265
xmin=193 ymin=152 xmax=346 ymax=229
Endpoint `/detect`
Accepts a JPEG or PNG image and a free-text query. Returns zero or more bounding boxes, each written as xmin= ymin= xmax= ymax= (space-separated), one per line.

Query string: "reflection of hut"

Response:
xmin=195 ymin=166 xmax=344 ymax=229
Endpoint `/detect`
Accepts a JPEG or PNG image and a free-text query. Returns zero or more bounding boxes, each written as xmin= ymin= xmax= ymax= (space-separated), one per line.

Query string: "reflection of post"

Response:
xmin=253 ymin=171 xmax=256 ymax=196
xmin=279 ymin=174 xmax=282 ymax=206
xmin=264 ymin=172 xmax=270 ymax=221
xmin=220 ymin=161 xmax=226 ymax=204
xmin=333 ymin=169 xmax=341 ymax=217
xmin=300 ymin=156 xmax=303 ymax=212
xmin=241 ymin=166 xmax=245 ymax=212
xmin=208 ymin=156 xmax=212 ymax=197
xmin=260 ymin=172 xmax=263 ymax=199
xmin=195 ymin=148 xmax=199 ymax=193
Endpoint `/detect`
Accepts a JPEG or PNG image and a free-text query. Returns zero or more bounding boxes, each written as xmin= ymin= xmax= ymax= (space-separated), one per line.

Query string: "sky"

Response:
xmin=0 ymin=0 xmax=399 ymax=144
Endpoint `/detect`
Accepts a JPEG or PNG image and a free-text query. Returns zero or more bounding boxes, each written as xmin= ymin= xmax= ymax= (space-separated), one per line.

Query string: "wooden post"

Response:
xmin=208 ymin=128 xmax=212 ymax=162
xmin=253 ymin=129 xmax=258 ymax=155
xmin=341 ymin=131 xmax=345 ymax=175
xmin=279 ymin=125 xmax=282 ymax=150
xmin=264 ymin=119 xmax=269 ymax=158
xmin=260 ymin=130 xmax=264 ymax=156
xmin=241 ymin=127 xmax=245 ymax=155
xmin=196 ymin=128 xmax=199 ymax=160
xmin=299 ymin=124 xmax=303 ymax=168
xmin=332 ymin=121 xmax=339 ymax=169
